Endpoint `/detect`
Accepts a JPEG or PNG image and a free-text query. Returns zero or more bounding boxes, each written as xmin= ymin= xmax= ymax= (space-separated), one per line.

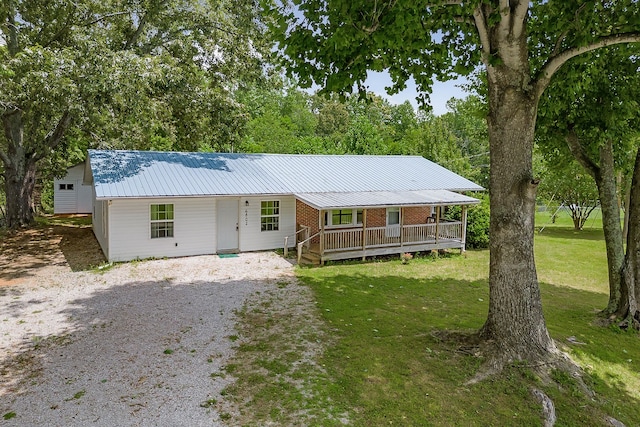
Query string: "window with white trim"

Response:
xmin=386 ymin=207 xmax=400 ymax=226
xmin=150 ymin=204 xmax=174 ymax=238
xmin=261 ymin=200 xmax=279 ymax=231
xmin=324 ymin=209 xmax=363 ymax=227
xmin=59 ymin=183 xmax=74 ymax=190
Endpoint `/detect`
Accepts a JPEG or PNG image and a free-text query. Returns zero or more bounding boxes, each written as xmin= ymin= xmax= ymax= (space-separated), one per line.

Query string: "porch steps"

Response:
xmin=298 ymin=251 xmax=321 ymax=266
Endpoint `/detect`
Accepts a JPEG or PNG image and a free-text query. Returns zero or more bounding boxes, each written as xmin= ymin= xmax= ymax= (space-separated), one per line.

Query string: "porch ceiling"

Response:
xmin=295 ymin=189 xmax=480 ymax=210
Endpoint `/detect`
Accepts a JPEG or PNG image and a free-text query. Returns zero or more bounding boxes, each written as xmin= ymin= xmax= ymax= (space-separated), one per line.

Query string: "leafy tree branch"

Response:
xmin=535 ymin=33 xmax=640 ymax=98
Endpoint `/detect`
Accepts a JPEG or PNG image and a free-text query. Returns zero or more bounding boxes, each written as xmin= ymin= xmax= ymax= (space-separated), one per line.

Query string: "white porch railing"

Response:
xmin=436 ymin=221 xmax=463 ymax=240
xmin=321 ymin=221 xmax=463 ymax=253
xmin=324 ymin=228 xmax=363 ymax=251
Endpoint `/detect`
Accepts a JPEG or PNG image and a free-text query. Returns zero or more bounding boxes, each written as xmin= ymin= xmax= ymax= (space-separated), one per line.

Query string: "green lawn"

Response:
xmin=222 ymin=211 xmax=640 ymax=426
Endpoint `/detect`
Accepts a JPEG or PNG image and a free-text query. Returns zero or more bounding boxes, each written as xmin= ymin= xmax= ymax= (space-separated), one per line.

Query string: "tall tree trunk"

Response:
xmin=2 ymin=109 xmax=71 ymax=229
xmin=480 ymin=63 xmax=557 ymax=364
xmin=566 ymin=134 xmax=625 ymax=316
xmin=620 ymin=148 xmax=640 ymax=328
xmin=622 ymin=178 xmax=631 ymax=245
xmin=4 ymin=155 xmax=37 ymax=228
xmin=594 ymin=142 xmax=626 ymax=316
xmin=2 ymin=110 xmax=35 ymax=228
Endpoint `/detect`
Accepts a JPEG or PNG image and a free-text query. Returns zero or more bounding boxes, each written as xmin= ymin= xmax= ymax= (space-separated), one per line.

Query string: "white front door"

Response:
xmin=217 ymin=198 xmax=239 ymax=252
xmin=386 ymin=207 xmax=401 ymax=238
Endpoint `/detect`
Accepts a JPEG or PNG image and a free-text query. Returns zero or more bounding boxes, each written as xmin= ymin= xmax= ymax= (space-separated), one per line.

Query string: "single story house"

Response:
xmin=85 ymin=150 xmax=483 ymax=263
xmin=53 ymin=163 xmax=93 ymax=214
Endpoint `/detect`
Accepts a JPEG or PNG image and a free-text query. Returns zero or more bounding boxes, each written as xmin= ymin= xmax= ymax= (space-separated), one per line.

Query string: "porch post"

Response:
xmin=400 ymin=207 xmax=404 ymax=247
xmin=435 ymin=206 xmax=440 ymax=245
xmin=461 ymin=205 xmax=468 ymax=254
xmin=362 ymin=208 xmax=367 ymax=261
xmin=319 ymin=210 xmax=325 ymax=256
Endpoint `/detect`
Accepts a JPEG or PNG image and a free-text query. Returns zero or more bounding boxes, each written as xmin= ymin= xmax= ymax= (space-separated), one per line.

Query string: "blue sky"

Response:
xmin=364 ymin=71 xmax=470 ymax=116
xmin=286 ymin=7 xmax=471 ymax=115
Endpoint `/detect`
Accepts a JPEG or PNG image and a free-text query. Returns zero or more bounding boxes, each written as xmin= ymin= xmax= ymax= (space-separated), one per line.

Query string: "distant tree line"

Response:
xmin=237 ymin=83 xmax=490 ymax=188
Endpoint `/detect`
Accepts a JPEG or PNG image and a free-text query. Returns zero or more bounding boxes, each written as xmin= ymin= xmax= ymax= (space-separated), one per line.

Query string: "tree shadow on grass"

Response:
xmin=541 ymin=281 xmax=640 ymax=419
xmin=536 ymin=226 xmax=605 ymax=241
xmin=0 ymin=276 xmax=273 ymax=426
xmin=0 ymin=227 xmax=65 ymax=284
xmin=55 ymin=225 xmax=106 ymax=271
xmin=292 ymin=271 xmax=640 ymax=425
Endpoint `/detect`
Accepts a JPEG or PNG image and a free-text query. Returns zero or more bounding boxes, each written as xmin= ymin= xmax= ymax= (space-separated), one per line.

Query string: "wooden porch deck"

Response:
xmin=299 ymin=221 xmax=465 ymax=265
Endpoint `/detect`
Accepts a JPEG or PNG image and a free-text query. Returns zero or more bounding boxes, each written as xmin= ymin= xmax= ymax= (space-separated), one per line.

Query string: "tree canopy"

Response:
xmin=267 ymin=0 xmax=640 ymax=374
xmin=1 ymin=0 xmax=270 ymax=226
xmin=536 ymin=46 xmax=640 ymax=322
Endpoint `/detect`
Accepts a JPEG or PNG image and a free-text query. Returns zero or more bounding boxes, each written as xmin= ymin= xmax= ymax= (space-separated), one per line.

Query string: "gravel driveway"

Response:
xmin=0 ymin=252 xmax=295 ymax=426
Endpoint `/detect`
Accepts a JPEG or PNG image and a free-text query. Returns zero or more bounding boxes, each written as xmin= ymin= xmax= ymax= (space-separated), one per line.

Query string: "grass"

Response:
xmin=35 ymin=214 xmax=93 ymax=227
xmin=221 ymin=208 xmax=640 ymax=425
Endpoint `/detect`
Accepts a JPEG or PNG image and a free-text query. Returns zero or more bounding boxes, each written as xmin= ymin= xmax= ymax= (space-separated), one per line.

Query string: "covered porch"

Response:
xmin=292 ymin=190 xmax=479 ymax=265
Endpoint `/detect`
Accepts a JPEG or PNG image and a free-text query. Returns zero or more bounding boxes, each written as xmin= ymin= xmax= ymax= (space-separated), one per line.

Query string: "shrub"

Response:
xmin=445 ymin=194 xmax=490 ymax=249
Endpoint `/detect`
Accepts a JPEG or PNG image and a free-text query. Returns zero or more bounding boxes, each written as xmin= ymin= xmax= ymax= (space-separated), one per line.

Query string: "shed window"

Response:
xmin=150 ymin=204 xmax=174 ymax=238
xmin=59 ymin=183 xmax=74 ymax=190
xmin=261 ymin=200 xmax=279 ymax=231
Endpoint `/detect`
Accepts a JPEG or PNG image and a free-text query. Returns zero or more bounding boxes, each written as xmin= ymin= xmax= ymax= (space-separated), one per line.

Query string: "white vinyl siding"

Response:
xmin=106 ymin=198 xmax=216 ymax=262
xmin=239 ymin=196 xmax=295 ymax=252
xmin=102 ymin=202 xmax=108 ymax=239
xmin=95 ymin=195 xmax=295 ymax=262
xmin=92 ymin=198 xmax=109 ymax=260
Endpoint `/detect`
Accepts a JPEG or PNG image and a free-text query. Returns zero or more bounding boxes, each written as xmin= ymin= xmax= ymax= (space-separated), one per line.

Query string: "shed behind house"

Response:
xmin=54 ymin=163 xmax=93 ymax=214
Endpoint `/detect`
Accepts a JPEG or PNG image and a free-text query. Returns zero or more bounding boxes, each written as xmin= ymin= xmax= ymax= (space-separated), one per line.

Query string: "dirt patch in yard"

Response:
xmin=0 ymin=219 xmax=105 ymax=286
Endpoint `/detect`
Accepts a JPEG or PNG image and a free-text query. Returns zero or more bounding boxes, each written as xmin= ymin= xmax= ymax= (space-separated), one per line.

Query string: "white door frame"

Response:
xmin=217 ymin=198 xmax=240 ymax=253
xmin=386 ymin=207 xmax=401 ymax=238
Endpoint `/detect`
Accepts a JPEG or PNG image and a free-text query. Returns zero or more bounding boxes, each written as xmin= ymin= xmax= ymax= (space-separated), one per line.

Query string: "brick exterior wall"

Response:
xmin=296 ymin=201 xmax=434 ymax=233
xmin=366 ymin=208 xmax=387 ymax=227
xmin=403 ymin=206 xmax=433 ymax=225
xmin=296 ymin=199 xmax=321 ymax=243
xmin=365 ymin=206 xmax=433 ymax=226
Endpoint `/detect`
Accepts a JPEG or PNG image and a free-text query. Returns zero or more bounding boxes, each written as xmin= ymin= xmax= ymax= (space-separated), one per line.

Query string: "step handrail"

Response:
xmin=297 ymin=231 xmax=320 ymax=264
xmin=284 ymin=225 xmax=311 ymax=257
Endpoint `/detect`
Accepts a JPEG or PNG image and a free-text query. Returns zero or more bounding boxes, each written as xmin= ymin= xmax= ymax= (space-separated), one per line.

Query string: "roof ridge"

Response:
xmin=88 ymin=149 xmax=424 ymax=159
